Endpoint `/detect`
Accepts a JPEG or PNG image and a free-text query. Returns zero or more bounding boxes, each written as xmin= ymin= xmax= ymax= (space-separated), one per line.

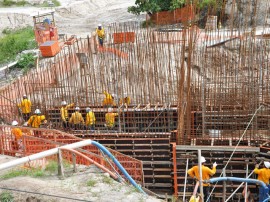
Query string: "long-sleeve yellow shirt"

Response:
xmin=11 ymin=128 xmax=23 ymax=140
xmin=96 ymin=28 xmax=105 ymax=39
xmin=60 ymin=103 xmax=74 ymax=121
xmin=27 ymin=115 xmax=46 ymax=128
xmin=254 ymin=167 xmax=270 ymax=184
xmin=187 ymin=165 xmax=216 ymax=186
xmin=105 ymin=112 xmax=118 ymax=127
xmin=69 ymin=112 xmax=84 ymax=124
xmin=86 ymin=111 xmax=96 ymax=125
xmin=120 ymin=96 xmax=131 ymax=105
xmin=18 ymin=99 xmax=32 ymax=114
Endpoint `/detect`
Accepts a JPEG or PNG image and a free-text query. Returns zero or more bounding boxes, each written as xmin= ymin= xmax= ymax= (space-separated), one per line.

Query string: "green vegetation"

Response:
xmin=17 ymin=53 xmax=35 ymax=70
xmin=1 ymin=0 xmax=27 ymax=7
xmin=0 ymin=26 xmax=36 ymax=64
xmin=0 ymin=168 xmax=45 ymax=180
xmin=39 ymin=0 xmax=61 ymax=7
xmin=102 ymin=175 xmax=113 ymax=185
xmin=0 ymin=191 xmax=14 ymax=202
xmin=86 ymin=179 xmax=97 ymax=187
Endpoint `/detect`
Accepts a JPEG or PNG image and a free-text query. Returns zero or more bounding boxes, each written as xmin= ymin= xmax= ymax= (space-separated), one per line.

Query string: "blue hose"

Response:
xmin=206 ymin=177 xmax=268 ymax=191
xmin=91 ymin=141 xmax=146 ymax=194
xmin=263 ymin=196 xmax=270 ymax=202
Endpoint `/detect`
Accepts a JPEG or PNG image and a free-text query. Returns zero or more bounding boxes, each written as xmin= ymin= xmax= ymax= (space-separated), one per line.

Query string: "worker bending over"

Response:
xmin=60 ymin=101 xmax=74 ymax=130
xmin=187 ymin=156 xmax=217 ymax=202
xmin=105 ymin=107 xmax=118 ymax=129
xmin=85 ymin=107 xmax=96 ymax=132
xmin=254 ymin=161 xmax=270 ymax=202
xmin=27 ymin=109 xmax=47 ymax=136
xmin=102 ymin=91 xmax=116 ymax=107
xmin=11 ymin=120 xmax=23 ymax=152
xmin=18 ymin=95 xmax=32 ymax=121
xmin=96 ymin=24 xmax=105 ymax=47
xmin=69 ymin=107 xmax=84 ymax=130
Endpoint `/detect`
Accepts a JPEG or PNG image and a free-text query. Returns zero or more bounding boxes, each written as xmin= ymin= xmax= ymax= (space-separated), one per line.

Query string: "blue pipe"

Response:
xmin=205 ymin=177 xmax=268 ymax=191
xmin=91 ymin=141 xmax=146 ymax=194
xmin=263 ymin=196 xmax=270 ymax=202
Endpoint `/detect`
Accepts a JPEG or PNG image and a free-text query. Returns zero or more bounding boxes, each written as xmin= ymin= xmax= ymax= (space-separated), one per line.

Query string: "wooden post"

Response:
xmin=223 ymin=168 xmax=226 ymax=202
xmin=72 ymin=152 xmax=77 ymax=173
xmin=57 ymin=149 xmax=65 ymax=178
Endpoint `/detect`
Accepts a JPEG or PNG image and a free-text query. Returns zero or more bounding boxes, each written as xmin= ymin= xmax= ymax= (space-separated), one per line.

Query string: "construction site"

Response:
xmin=1 ymin=0 xmax=270 ymax=201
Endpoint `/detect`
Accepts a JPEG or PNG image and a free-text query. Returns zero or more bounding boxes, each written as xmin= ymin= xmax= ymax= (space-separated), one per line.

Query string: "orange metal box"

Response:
xmin=39 ymin=40 xmax=60 ymax=57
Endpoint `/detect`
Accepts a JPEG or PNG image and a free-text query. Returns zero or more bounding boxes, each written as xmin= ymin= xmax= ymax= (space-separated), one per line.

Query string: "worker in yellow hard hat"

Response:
xmin=254 ymin=161 xmax=270 ymax=202
xmin=96 ymin=24 xmax=105 ymax=47
xmin=102 ymin=91 xmax=116 ymax=107
xmin=105 ymin=107 xmax=118 ymax=129
xmin=85 ymin=107 xmax=96 ymax=132
xmin=187 ymin=156 xmax=217 ymax=202
xmin=18 ymin=95 xmax=32 ymax=121
xmin=119 ymin=93 xmax=131 ymax=108
xmin=69 ymin=107 xmax=84 ymax=130
xmin=60 ymin=101 xmax=74 ymax=130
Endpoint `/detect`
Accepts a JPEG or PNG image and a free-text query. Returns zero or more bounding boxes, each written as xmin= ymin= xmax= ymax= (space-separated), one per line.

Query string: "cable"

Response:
xmin=0 ymin=186 xmax=92 ymax=202
xmin=207 ymin=104 xmax=264 ymax=201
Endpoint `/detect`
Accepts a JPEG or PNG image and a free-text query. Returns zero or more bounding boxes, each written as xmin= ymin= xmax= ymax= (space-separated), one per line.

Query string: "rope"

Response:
xmin=207 ymin=104 xmax=264 ymax=201
xmin=0 ymin=186 xmax=92 ymax=202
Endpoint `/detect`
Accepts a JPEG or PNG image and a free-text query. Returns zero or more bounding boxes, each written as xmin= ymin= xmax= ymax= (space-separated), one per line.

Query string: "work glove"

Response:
xmin=213 ymin=162 xmax=217 ymax=167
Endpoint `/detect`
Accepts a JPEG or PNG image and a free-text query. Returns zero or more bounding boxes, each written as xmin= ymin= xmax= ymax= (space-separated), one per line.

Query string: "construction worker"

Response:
xmin=69 ymin=107 xmax=84 ymax=130
xmin=102 ymin=91 xmax=116 ymax=107
xmin=60 ymin=101 xmax=74 ymax=130
xmin=85 ymin=107 xmax=96 ymax=131
xmin=18 ymin=95 xmax=32 ymax=121
xmin=27 ymin=109 xmax=47 ymax=128
xmin=254 ymin=161 xmax=270 ymax=202
xmin=187 ymin=156 xmax=217 ymax=202
xmin=96 ymin=24 xmax=105 ymax=47
xmin=119 ymin=93 xmax=131 ymax=108
xmin=105 ymin=107 xmax=118 ymax=129
xmin=11 ymin=120 xmax=23 ymax=151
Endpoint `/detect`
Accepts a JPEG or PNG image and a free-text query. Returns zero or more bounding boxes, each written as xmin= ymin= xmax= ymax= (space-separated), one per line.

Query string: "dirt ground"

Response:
xmin=0 ymin=0 xmax=145 ymax=37
xmin=0 ymin=155 xmax=163 ymax=202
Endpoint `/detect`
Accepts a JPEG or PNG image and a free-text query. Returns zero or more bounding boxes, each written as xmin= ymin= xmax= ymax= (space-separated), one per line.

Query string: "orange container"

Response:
xmin=39 ymin=40 xmax=60 ymax=57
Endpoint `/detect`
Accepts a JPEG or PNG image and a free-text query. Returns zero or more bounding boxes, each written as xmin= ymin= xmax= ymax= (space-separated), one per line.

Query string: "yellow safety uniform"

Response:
xmin=69 ymin=112 xmax=84 ymax=124
xmin=102 ymin=91 xmax=115 ymax=106
xmin=105 ymin=112 xmax=118 ymax=128
xmin=187 ymin=165 xmax=216 ymax=186
xmin=96 ymin=28 xmax=105 ymax=39
xmin=86 ymin=111 xmax=96 ymax=126
xmin=27 ymin=115 xmax=46 ymax=128
xmin=254 ymin=167 xmax=270 ymax=184
xmin=18 ymin=98 xmax=32 ymax=114
xmin=60 ymin=103 xmax=74 ymax=121
xmin=11 ymin=128 xmax=23 ymax=140
xmin=120 ymin=96 xmax=131 ymax=105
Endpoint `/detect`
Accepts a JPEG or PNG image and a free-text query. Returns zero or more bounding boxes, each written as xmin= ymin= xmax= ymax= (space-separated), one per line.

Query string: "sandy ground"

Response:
xmin=0 ymin=0 xmax=145 ymax=37
xmin=0 ymin=155 xmax=163 ymax=202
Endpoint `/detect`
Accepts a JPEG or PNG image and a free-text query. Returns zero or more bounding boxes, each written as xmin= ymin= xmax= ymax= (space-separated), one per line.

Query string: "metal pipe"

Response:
xmin=183 ymin=158 xmax=189 ymax=201
xmin=0 ymin=140 xmax=93 ymax=171
xmin=198 ymin=149 xmax=204 ymax=202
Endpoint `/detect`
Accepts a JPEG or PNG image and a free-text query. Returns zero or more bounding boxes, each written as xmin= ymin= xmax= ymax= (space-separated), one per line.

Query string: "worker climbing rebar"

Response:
xmin=187 ymin=156 xmax=217 ymax=202
xmin=253 ymin=161 xmax=270 ymax=202
xmin=69 ymin=107 xmax=84 ymax=130
xmin=102 ymin=91 xmax=116 ymax=107
xmin=96 ymin=24 xmax=105 ymax=47
xmin=119 ymin=93 xmax=131 ymax=109
xmin=60 ymin=101 xmax=74 ymax=130
xmin=17 ymin=95 xmax=32 ymax=121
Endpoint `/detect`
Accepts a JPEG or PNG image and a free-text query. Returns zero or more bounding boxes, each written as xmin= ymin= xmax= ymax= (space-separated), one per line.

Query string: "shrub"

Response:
xmin=0 ymin=26 xmax=36 ymax=64
xmin=0 ymin=191 xmax=14 ymax=202
xmin=17 ymin=53 xmax=35 ymax=69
